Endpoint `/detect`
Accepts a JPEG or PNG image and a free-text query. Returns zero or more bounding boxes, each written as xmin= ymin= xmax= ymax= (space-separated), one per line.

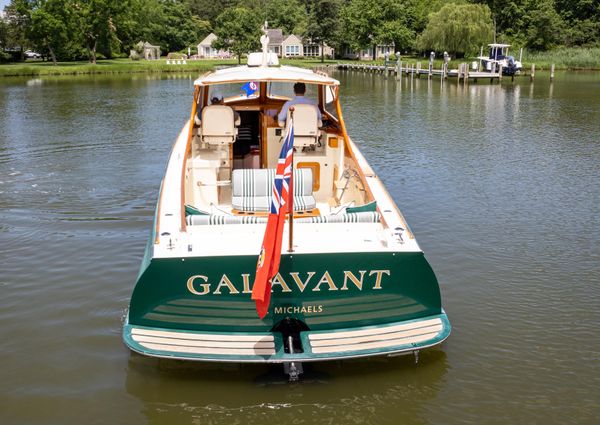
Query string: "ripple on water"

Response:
xmin=1 ymin=73 xmax=600 ymax=425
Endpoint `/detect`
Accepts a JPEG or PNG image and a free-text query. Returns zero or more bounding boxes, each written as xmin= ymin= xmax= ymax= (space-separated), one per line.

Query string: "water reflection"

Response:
xmin=125 ymin=349 xmax=448 ymax=424
xmin=1 ymin=71 xmax=599 ymax=424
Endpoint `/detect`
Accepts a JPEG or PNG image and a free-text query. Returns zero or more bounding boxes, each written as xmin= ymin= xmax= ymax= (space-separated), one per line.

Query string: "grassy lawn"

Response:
xmin=521 ymin=47 xmax=600 ymax=70
xmin=0 ymin=57 xmax=343 ymax=77
xmin=0 ymin=58 xmax=230 ymax=77
xmin=2 ymin=48 xmax=598 ymax=78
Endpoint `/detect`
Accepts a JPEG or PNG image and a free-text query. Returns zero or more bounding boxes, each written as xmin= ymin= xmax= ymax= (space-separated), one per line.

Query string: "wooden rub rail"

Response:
xmin=131 ymin=328 xmax=276 ymax=356
xmin=307 ymin=317 xmax=443 ymax=354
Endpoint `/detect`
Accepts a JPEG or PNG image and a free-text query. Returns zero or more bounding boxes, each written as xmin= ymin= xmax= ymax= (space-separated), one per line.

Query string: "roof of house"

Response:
xmin=282 ymin=34 xmax=303 ymax=45
xmin=198 ymin=33 xmax=217 ymax=47
xmin=267 ymin=29 xmax=283 ymax=45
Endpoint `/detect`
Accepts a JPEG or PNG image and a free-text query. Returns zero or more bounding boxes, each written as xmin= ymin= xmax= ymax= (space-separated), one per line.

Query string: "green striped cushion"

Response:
xmin=186 ymin=212 xmax=381 ymax=226
xmin=232 ymin=168 xmax=316 ymax=212
xmin=296 ymin=212 xmax=381 ymax=223
xmin=186 ymin=215 xmax=269 ymax=225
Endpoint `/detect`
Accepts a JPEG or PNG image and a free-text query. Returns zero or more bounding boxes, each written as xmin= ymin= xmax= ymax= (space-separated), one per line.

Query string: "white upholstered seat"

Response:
xmin=201 ymin=105 xmax=238 ymax=145
xmin=280 ymin=104 xmax=322 ymax=147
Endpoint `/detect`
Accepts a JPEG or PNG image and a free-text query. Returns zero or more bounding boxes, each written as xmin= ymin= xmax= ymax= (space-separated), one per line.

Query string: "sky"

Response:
xmin=0 ymin=0 xmax=9 ymax=13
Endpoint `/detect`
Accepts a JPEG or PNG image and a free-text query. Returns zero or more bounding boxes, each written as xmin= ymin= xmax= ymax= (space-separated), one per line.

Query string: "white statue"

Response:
xmin=260 ymin=21 xmax=270 ymax=66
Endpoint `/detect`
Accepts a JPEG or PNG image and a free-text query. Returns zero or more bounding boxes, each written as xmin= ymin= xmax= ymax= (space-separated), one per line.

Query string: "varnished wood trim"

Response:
xmin=297 ymin=162 xmax=321 ymax=191
xmin=335 ymin=98 xmax=375 ymax=202
xmin=154 ymin=178 xmax=165 ymax=245
xmin=181 ymin=87 xmax=200 ymax=232
xmin=231 ymin=208 xmax=321 ymax=218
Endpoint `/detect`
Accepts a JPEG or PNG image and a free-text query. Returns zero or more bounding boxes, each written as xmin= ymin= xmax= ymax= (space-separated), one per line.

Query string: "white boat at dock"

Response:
xmin=477 ymin=43 xmax=523 ymax=75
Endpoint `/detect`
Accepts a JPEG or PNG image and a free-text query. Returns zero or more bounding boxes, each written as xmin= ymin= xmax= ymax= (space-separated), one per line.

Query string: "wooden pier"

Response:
xmin=336 ymin=63 xmax=502 ymax=83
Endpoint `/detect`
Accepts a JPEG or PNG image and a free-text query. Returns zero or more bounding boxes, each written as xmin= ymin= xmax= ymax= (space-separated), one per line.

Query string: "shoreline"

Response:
xmin=1 ymin=57 xmax=599 ymax=78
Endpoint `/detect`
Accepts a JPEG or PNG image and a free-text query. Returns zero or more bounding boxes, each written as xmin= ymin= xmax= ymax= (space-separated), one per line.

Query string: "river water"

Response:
xmin=1 ymin=70 xmax=599 ymax=424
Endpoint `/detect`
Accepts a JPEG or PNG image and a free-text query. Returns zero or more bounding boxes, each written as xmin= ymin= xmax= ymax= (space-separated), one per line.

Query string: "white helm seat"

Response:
xmin=201 ymin=105 xmax=238 ymax=145
xmin=286 ymin=104 xmax=322 ymax=147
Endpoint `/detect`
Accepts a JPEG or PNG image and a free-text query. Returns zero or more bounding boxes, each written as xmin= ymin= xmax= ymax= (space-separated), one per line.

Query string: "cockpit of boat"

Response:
xmin=185 ymin=66 xmax=377 ymax=227
xmin=153 ymin=56 xmax=415 ymax=257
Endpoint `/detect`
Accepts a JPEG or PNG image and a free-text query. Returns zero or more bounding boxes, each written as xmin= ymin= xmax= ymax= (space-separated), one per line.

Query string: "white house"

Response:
xmin=303 ymin=41 xmax=334 ymax=58
xmin=342 ymin=44 xmax=395 ymax=60
xmin=282 ymin=34 xmax=303 ymax=58
xmin=196 ymin=33 xmax=230 ymax=58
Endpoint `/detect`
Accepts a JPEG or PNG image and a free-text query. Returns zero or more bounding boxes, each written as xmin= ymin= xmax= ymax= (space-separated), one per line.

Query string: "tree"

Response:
xmin=213 ymin=7 xmax=261 ymax=64
xmin=340 ymin=0 xmax=418 ymax=57
xmin=4 ymin=0 xmax=32 ymax=60
xmin=70 ymin=0 xmax=115 ymax=63
xmin=524 ymin=0 xmax=564 ymax=50
xmin=340 ymin=0 xmax=395 ymax=54
xmin=306 ymin=0 xmax=340 ymax=62
xmin=377 ymin=20 xmax=415 ymax=53
xmin=160 ymin=0 xmax=211 ymax=52
xmin=184 ymin=0 xmax=238 ymax=28
xmin=0 ymin=17 xmax=10 ymax=62
xmin=264 ymin=0 xmax=308 ymax=36
xmin=417 ymin=3 xmax=493 ymax=57
xmin=29 ymin=0 xmax=70 ymax=65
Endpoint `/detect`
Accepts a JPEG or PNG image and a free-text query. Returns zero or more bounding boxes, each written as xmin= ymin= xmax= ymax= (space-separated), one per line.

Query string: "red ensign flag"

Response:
xmin=251 ymin=119 xmax=295 ymax=318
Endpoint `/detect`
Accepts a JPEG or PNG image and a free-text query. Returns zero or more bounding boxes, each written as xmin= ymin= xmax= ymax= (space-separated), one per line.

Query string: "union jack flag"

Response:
xmin=251 ymin=118 xmax=295 ymax=319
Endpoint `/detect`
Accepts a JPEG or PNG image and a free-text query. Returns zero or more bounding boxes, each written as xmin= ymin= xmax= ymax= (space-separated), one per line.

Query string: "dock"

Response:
xmin=336 ymin=63 xmax=502 ymax=83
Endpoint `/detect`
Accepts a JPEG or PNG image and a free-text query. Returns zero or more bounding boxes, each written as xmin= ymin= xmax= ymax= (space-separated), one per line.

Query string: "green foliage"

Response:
xmin=159 ymin=0 xmax=211 ymax=53
xmin=524 ymin=47 xmax=600 ymax=69
xmin=28 ymin=0 xmax=70 ymax=65
xmin=525 ymin=0 xmax=564 ymax=50
xmin=306 ymin=0 xmax=340 ymax=61
xmin=340 ymin=0 xmax=421 ymax=54
xmin=3 ymin=0 xmax=32 ymax=60
xmin=378 ymin=20 xmax=415 ymax=52
xmin=213 ymin=7 xmax=261 ymax=64
xmin=184 ymin=0 xmax=237 ymax=27
xmin=1 ymin=0 xmax=600 ymax=67
xmin=0 ymin=15 xmax=8 ymax=51
xmin=417 ymin=3 xmax=493 ymax=56
xmin=263 ymin=0 xmax=308 ymax=36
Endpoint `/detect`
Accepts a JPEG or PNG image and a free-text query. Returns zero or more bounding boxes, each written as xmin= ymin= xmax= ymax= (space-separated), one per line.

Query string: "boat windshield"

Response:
xmin=267 ymin=81 xmax=318 ymax=101
xmin=208 ymin=83 xmax=260 ymax=103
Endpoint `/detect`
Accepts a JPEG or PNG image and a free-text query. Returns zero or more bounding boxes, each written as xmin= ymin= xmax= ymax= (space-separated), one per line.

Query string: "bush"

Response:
xmin=524 ymin=47 xmax=600 ymax=69
xmin=0 ymin=50 xmax=11 ymax=63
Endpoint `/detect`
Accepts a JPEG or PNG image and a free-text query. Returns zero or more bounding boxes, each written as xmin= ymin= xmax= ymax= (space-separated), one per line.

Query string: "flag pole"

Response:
xmin=288 ymin=107 xmax=294 ymax=253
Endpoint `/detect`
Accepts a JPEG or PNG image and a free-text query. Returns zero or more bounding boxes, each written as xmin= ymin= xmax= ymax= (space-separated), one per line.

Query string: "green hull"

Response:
xmin=123 ymin=241 xmax=450 ymax=361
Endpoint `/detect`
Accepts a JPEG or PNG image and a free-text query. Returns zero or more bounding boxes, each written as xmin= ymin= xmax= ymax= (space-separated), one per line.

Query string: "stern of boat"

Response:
xmin=123 ymin=250 xmax=451 ymax=363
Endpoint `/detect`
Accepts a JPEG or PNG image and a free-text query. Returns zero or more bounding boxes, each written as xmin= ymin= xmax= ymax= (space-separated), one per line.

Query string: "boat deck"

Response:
xmin=123 ymin=313 xmax=450 ymax=362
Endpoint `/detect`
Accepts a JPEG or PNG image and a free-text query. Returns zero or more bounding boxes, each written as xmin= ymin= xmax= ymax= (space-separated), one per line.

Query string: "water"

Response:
xmin=1 ymin=71 xmax=599 ymax=424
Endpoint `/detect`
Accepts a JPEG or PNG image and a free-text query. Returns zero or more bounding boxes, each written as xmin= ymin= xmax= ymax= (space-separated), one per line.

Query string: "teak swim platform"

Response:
xmin=123 ymin=35 xmax=450 ymax=379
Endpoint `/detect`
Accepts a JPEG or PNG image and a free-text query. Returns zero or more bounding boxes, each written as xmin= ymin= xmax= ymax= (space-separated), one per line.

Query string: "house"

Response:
xmin=342 ymin=44 xmax=395 ymax=60
xmin=303 ymin=40 xmax=334 ymax=59
xmin=267 ymin=29 xmax=284 ymax=57
xmin=280 ymin=35 xmax=334 ymax=59
xmin=196 ymin=33 xmax=230 ymax=58
xmin=142 ymin=42 xmax=161 ymax=60
xmin=132 ymin=41 xmax=160 ymax=60
xmin=282 ymin=34 xmax=303 ymax=58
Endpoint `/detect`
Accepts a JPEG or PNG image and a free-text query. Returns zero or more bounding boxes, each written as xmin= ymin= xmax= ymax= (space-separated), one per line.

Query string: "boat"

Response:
xmin=122 ymin=28 xmax=451 ymax=379
xmin=477 ymin=43 xmax=522 ymax=75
